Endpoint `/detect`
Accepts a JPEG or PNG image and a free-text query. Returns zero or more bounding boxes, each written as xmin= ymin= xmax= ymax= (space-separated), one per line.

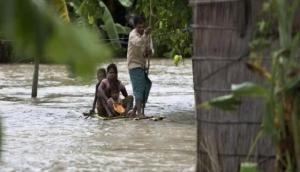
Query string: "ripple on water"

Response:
xmin=0 ymin=60 xmax=196 ymax=171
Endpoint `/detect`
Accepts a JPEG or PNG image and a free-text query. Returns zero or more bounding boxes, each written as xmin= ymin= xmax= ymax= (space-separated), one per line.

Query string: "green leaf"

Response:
xmin=67 ymin=0 xmax=82 ymax=10
xmin=232 ymin=82 xmax=268 ymax=98
xmin=0 ymin=0 xmax=53 ymax=57
xmin=98 ymin=1 xmax=121 ymax=49
xmin=173 ymin=54 xmax=182 ymax=66
xmin=118 ymin=0 xmax=134 ymax=8
xmin=46 ymin=22 xmax=111 ymax=78
xmin=53 ymin=0 xmax=70 ymax=23
xmin=88 ymin=14 xmax=94 ymax=25
xmin=114 ymin=23 xmax=131 ymax=34
xmin=291 ymin=32 xmax=300 ymax=59
xmin=135 ymin=0 xmax=192 ymax=57
xmin=283 ymin=75 xmax=300 ymax=94
xmin=77 ymin=0 xmax=121 ymax=50
xmin=240 ymin=162 xmax=261 ymax=172
xmin=200 ymin=94 xmax=241 ymax=111
xmin=77 ymin=0 xmax=104 ymax=21
xmin=0 ymin=0 xmax=111 ymax=79
xmin=262 ymin=99 xmax=277 ymax=135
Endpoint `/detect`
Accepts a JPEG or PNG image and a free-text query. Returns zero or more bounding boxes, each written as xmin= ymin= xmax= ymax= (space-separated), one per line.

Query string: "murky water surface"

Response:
xmin=0 ymin=59 xmax=196 ymax=172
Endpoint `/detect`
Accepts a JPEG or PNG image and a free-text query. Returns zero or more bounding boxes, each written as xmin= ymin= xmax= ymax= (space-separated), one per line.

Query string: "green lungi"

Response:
xmin=129 ymin=68 xmax=152 ymax=104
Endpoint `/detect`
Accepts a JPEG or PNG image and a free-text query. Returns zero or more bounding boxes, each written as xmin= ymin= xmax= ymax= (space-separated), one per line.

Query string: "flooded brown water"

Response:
xmin=0 ymin=59 xmax=196 ymax=172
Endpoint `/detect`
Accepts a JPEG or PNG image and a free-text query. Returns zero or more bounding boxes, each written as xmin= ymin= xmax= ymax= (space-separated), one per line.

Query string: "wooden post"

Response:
xmin=31 ymin=56 xmax=39 ymax=98
xmin=190 ymin=0 xmax=275 ymax=171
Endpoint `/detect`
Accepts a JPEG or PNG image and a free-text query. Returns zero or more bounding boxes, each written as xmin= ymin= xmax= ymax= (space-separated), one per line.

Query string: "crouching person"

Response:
xmin=98 ymin=63 xmax=133 ymax=117
xmin=107 ymin=88 xmax=134 ymax=116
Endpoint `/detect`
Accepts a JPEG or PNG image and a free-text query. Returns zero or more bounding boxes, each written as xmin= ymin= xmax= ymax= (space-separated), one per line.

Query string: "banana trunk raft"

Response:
xmin=83 ymin=112 xmax=165 ymax=121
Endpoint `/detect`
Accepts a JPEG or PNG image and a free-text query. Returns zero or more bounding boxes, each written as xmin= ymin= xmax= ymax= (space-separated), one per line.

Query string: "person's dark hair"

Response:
xmin=133 ymin=15 xmax=145 ymax=27
xmin=97 ymin=68 xmax=106 ymax=77
xmin=107 ymin=63 xmax=120 ymax=93
xmin=107 ymin=63 xmax=118 ymax=74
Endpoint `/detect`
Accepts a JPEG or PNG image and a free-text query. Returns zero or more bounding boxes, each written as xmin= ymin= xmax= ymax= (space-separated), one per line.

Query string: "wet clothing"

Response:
xmin=129 ymin=68 xmax=151 ymax=103
xmin=127 ymin=28 xmax=150 ymax=70
xmin=127 ymin=28 xmax=152 ymax=105
xmin=96 ymin=98 xmax=107 ymax=116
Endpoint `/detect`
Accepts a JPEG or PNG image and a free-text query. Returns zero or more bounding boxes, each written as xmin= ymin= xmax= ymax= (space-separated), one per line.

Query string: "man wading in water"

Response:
xmin=127 ymin=15 xmax=152 ymax=117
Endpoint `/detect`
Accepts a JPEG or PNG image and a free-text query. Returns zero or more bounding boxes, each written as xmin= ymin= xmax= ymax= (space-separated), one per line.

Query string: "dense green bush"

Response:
xmin=134 ymin=0 xmax=192 ymax=58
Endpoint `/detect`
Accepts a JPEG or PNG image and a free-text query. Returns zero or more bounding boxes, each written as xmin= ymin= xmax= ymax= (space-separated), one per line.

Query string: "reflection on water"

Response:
xmin=0 ymin=59 xmax=196 ymax=171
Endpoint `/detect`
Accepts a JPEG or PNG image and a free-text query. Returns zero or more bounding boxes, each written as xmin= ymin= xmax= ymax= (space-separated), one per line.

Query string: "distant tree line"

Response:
xmin=0 ymin=0 xmax=192 ymax=63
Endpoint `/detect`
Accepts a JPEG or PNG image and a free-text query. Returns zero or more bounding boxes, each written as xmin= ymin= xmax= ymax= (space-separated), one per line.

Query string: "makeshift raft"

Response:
xmin=82 ymin=112 xmax=165 ymax=121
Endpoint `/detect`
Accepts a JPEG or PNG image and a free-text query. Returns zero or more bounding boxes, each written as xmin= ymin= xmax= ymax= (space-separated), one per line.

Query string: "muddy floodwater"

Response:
xmin=0 ymin=59 xmax=196 ymax=172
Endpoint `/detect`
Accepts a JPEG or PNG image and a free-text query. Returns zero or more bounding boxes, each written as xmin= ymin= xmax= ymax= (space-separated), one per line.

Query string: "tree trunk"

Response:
xmin=31 ymin=56 xmax=39 ymax=98
xmin=0 ymin=41 xmax=12 ymax=63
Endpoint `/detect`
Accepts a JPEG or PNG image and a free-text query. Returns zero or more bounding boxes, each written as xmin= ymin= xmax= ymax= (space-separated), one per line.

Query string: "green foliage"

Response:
xmin=0 ymin=0 xmax=111 ymax=78
xmin=173 ymin=54 xmax=182 ymax=66
xmin=283 ymin=75 xmax=300 ymax=94
xmin=240 ymin=162 xmax=261 ymax=172
xmin=135 ymin=0 xmax=192 ymax=58
xmin=231 ymin=82 xmax=268 ymax=98
xmin=76 ymin=0 xmax=131 ymax=51
xmin=114 ymin=23 xmax=131 ymax=34
xmin=45 ymin=21 xmax=111 ymax=77
xmin=117 ymin=0 xmax=134 ymax=8
xmin=200 ymin=95 xmax=241 ymax=111
xmin=98 ymin=1 xmax=121 ymax=49
xmin=53 ymin=0 xmax=71 ymax=22
xmin=200 ymin=0 xmax=300 ymax=170
xmin=201 ymin=82 xmax=267 ymax=111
